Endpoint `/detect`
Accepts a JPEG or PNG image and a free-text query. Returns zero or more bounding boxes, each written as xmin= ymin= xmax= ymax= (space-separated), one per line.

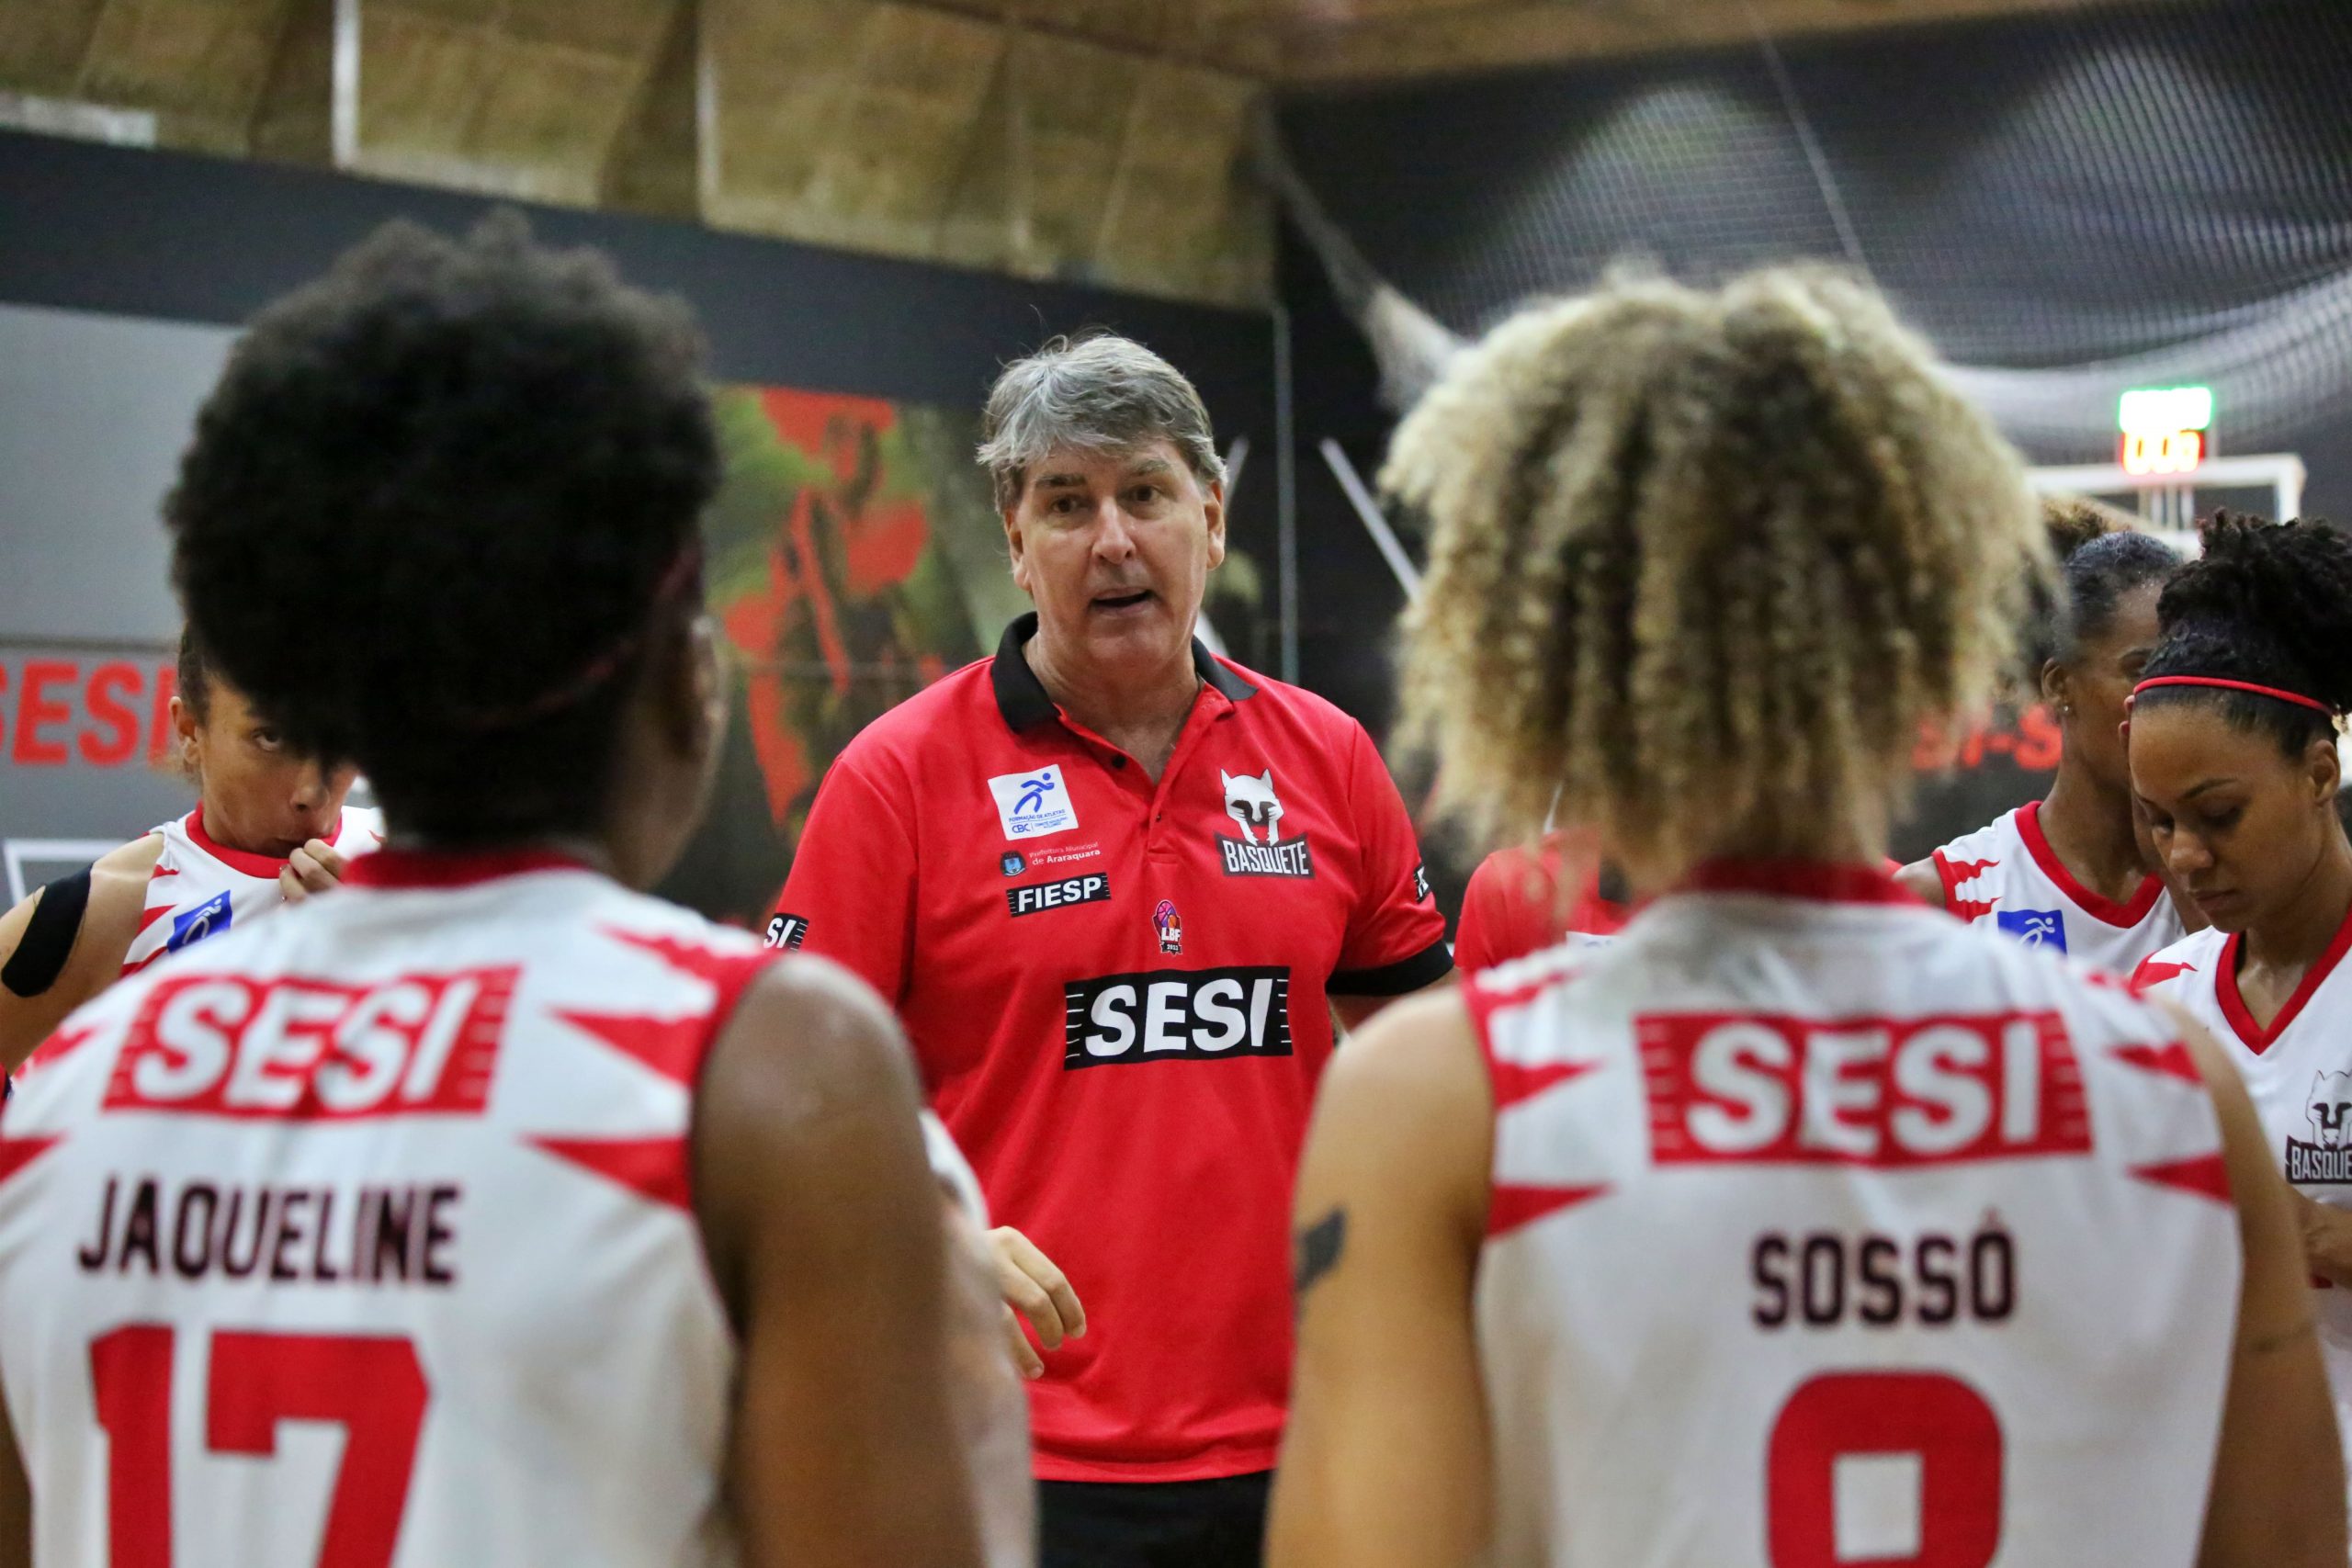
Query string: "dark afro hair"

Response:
xmin=175 ymin=625 xmax=214 ymax=723
xmin=167 ymin=213 xmax=719 ymax=842
xmin=2022 ymin=515 xmax=2178 ymax=676
xmin=2138 ymin=510 xmax=2352 ymax=753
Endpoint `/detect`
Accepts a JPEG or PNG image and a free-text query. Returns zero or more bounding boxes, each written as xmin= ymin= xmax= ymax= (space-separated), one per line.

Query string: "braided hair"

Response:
xmin=2022 ymin=500 xmax=2177 ymax=680
xmin=2136 ymin=511 xmax=2352 ymax=753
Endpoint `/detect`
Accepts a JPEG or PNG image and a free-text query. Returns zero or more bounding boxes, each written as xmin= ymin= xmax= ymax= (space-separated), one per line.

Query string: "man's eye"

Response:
xmin=2202 ymin=807 xmax=2243 ymax=832
xmin=254 ymin=731 xmax=282 ymax=751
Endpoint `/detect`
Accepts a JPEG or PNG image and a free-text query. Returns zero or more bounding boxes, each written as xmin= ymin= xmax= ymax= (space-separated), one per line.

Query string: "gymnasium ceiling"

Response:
xmin=0 ymin=0 xmax=2143 ymax=307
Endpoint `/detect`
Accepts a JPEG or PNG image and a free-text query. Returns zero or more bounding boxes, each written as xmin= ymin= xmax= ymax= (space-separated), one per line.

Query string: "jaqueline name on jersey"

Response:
xmin=73 ymin=1174 xmax=460 ymax=1285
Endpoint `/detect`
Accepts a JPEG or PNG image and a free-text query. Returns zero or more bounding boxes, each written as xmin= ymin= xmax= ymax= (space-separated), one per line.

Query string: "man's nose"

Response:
xmin=1091 ymin=501 xmax=1137 ymax=561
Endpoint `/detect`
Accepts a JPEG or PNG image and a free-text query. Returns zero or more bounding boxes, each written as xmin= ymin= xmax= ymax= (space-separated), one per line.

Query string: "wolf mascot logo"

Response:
xmin=1216 ymin=769 xmax=1313 ymax=878
xmin=1223 ymin=770 xmax=1284 ymax=844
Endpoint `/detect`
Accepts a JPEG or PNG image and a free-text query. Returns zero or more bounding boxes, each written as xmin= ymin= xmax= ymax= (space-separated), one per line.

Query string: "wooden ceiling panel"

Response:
xmin=77 ymin=0 xmax=291 ymax=120
xmin=0 ymin=0 xmax=111 ymax=95
xmin=462 ymin=39 xmax=647 ymax=182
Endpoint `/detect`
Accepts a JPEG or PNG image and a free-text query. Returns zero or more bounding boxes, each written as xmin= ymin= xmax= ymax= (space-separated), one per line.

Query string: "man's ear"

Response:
xmin=1203 ymin=480 xmax=1227 ymax=571
xmin=1004 ymin=507 xmax=1032 ymax=595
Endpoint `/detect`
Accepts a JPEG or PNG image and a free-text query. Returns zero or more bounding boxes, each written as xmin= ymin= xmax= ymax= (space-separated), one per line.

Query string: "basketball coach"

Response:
xmin=768 ymin=334 xmax=1453 ymax=1566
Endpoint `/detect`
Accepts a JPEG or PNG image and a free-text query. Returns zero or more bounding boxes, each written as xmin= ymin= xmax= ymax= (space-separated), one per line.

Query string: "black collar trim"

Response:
xmin=990 ymin=612 xmax=1256 ymax=733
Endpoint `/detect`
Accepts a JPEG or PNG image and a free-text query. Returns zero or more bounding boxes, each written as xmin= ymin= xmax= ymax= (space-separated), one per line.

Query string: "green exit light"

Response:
xmin=2119 ymin=386 xmax=2214 ymax=436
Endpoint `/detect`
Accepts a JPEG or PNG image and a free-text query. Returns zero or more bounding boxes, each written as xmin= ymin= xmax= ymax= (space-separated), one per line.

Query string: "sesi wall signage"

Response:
xmin=2 ymin=653 xmax=181 ymax=770
xmin=0 ymin=299 xmax=221 ymax=898
xmin=0 ymin=646 xmax=190 ymax=901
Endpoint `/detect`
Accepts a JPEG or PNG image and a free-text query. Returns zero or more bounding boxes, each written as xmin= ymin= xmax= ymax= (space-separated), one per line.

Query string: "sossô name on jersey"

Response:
xmin=75 ymin=1175 xmax=459 ymax=1286
xmin=1063 ymin=966 xmax=1292 ymax=1067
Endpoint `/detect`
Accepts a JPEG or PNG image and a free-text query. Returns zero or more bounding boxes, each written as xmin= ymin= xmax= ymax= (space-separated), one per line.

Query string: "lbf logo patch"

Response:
xmin=988 ymin=766 xmax=1079 ymax=840
xmin=167 ymin=891 xmax=234 ymax=953
xmin=1995 ymin=908 xmax=2067 ymax=952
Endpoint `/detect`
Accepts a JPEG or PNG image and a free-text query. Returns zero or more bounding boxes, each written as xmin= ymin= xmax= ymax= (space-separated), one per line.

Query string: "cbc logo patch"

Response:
xmin=988 ymin=765 xmax=1079 ymax=840
xmin=1063 ymin=966 xmax=1292 ymax=1068
xmin=1006 ymin=874 xmax=1109 ymax=919
xmin=764 ymin=912 xmax=809 ymax=951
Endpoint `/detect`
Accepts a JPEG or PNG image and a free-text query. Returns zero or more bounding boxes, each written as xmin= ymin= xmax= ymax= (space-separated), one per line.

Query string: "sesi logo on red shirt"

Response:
xmin=1640 ymin=1010 xmax=2092 ymax=1167
xmin=105 ymin=968 xmax=519 ymax=1120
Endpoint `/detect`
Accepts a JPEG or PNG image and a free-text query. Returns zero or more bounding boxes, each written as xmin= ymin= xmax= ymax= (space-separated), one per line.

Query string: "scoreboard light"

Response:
xmin=2119 ymin=385 xmax=2213 ymax=477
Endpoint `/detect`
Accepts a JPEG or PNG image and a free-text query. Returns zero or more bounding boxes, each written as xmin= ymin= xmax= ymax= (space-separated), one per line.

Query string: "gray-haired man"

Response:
xmin=771 ymin=334 xmax=1453 ymax=1567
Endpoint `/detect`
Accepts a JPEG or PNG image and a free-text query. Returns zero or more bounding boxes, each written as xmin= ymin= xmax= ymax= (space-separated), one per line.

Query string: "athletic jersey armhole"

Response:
xmin=1929 ymin=847 xmax=1963 ymax=908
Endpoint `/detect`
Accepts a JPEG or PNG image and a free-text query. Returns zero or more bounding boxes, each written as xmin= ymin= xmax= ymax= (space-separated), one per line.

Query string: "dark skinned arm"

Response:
xmin=0 ymin=836 xmax=161 ymax=1073
xmin=2169 ymin=1007 xmax=2348 ymax=1567
xmin=693 ymin=956 xmax=988 ymax=1568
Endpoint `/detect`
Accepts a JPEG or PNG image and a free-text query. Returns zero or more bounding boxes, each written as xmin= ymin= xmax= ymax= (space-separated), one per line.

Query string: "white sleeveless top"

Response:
xmin=0 ymin=848 xmax=758 ymax=1567
xmin=120 ymin=807 xmax=385 ymax=978
xmin=1930 ymin=802 xmax=2183 ymax=976
xmin=1465 ymin=862 xmax=2240 ymax=1568
xmin=2135 ymin=907 xmax=2352 ymax=1512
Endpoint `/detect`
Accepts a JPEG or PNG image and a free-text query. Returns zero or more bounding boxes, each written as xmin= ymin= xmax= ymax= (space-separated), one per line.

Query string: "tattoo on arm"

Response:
xmin=1295 ymin=1208 xmax=1348 ymax=1306
xmin=2245 ymin=1312 xmax=2320 ymax=1359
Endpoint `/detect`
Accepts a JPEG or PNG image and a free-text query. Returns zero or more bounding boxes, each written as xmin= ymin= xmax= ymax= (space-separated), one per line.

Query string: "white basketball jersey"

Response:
xmin=2135 ymin=908 xmax=2352 ymax=1504
xmin=1931 ymin=802 xmax=2183 ymax=975
xmin=1467 ymin=862 xmax=2241 ymax=1568
xmin=0 ymin=847 xmax=759 ymax=1568
xmin=121 ymin=807 xmax=386 ymax=978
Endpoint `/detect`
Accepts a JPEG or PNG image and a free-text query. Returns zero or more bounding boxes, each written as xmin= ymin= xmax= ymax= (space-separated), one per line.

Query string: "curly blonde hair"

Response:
xmin=1388 ymin=267 xmax=2044 ymax=880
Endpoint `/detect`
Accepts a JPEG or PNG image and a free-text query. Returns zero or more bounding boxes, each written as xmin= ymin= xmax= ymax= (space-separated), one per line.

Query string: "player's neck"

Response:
xmin=1692 ymin=807 xmax=1885 ymax=880
xmin=2038 ymin=766 xmax=2149 ymax=902
xmin=379 ymin=829 xmax=617 ymax=881
xmin=2245 ymin=829 xmax=2352 ymax=977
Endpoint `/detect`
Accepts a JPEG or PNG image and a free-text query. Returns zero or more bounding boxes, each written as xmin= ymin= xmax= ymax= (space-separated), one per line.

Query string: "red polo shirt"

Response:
xmin=771 ymin=614 xmax=1450 ymax=1482
xmin=1453 ymin=830 xmax=1629 ymax=972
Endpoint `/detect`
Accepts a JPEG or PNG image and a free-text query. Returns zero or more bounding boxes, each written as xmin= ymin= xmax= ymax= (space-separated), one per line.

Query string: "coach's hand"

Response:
xmin=989 ymin=1225 xmax=1086 ymax=1380
xmin=278 ymin=839 xmax=348 ymax=904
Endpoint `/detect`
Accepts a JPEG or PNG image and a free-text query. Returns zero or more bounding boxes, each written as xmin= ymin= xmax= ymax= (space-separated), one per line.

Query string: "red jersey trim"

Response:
xmin=2015 ymin=802 xmax=2165 ymax=929
xmin=184 ymin=807 xmax=294 ymax=880
xmin=345 ymin=846 xmax=595 ymax=890
xmin=1677 ymin=860 xmax=1914 ymax=906
xmin=2215 ymin=898 xmax=2352 ymax=1055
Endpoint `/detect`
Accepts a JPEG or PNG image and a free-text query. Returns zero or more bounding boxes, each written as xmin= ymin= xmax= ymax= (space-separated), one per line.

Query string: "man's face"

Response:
xmin=1004 ymin=439 xmax=1225 ymax=679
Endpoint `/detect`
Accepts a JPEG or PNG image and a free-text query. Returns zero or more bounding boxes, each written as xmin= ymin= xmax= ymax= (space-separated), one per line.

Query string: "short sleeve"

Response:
xmin=1456 ymin=849 xmax=1542 ymax=973
xmin=768 ymin=752 xmax=918 ymax=1007
xmin=1329 ymin=724 xmax=1452 ymax=996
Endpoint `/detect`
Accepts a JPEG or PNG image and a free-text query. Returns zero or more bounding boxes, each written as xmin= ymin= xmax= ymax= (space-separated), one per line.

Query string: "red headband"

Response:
xmin=449 ymin=541 xmax=706 ymax=732
xmin=2128 ymin=675 xmax=2338 ymax=717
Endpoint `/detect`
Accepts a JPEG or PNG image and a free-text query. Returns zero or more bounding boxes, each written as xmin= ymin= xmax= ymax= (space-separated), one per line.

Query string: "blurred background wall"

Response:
xmin=2 ymin=0 xmax=2341 ymax=924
